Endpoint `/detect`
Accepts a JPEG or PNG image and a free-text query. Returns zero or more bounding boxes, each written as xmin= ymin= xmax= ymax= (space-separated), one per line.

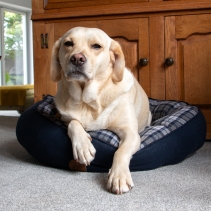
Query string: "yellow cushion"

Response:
xmin=0 ymin=85 xmax=34 ymax=106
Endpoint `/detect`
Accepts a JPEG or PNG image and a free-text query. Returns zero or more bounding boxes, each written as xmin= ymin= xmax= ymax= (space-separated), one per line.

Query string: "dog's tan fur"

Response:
xmin=50 ymin=27 xmax=151 ymax=194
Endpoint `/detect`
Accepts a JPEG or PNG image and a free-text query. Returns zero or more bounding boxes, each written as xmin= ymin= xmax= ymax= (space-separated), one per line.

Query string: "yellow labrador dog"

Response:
xmin=50 ymin=27 xmax=151 ymax=194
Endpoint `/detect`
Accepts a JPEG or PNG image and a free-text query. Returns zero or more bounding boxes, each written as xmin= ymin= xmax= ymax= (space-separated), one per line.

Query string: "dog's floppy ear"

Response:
xmin=50 ymin=38 xmax=62 ymax=82
xmin=109 ymin=40 xmax=125 ymax=83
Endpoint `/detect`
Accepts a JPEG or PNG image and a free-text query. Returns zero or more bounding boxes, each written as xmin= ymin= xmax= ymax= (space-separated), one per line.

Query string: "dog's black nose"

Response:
xmin=70 ymin=53 xmax=86 ymax=66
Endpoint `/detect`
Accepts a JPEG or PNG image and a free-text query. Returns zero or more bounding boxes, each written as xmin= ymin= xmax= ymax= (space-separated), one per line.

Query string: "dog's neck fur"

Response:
xmin=60 ymin=75 xmax=110 ymax=114
xmin=56 ymin=68 xmax=134 ymax=118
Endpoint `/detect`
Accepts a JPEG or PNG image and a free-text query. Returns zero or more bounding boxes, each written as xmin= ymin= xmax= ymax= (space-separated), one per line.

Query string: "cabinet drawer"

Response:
xmin=44 ymin=0 xmax=148 ymax=10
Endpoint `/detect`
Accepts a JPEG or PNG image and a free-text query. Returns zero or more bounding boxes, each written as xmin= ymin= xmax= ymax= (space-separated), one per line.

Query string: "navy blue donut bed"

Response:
xmin=16 ymin=95 xmax=206 ymax=172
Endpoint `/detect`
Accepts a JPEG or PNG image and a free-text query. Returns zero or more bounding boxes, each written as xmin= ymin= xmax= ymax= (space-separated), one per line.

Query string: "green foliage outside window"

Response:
xmin=4 ymin=11 xmax=24 ymax=85
xmin=4 ymin=11 xmax=23 ymax=59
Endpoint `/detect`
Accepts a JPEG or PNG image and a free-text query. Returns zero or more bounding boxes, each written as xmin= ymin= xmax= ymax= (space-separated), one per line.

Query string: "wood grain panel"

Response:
xmin=138 ymin=18 xmax=150 ymax=96
xmin=47 ymin=0 xmax=147 ymax=2
xmin=54 ymin=21 xmax=98 ymax=40
xmin=46 ymin=23 xmax=57 ymax=97
xmin=164 ymin=0 xmax=195 ymax=1
xmin=54 ymin=19 xmax=139 ymax=41
xmin=175 ymin=14 xmax=211 ymax=39
xmin=33 ymin=22 xmax=47 ymax=102
xmin=98 ymin=19 xmax=139 ymax=41
xmin=201 ymin=109 xmax=211 ymax=124
xmin=206 ymin=124 xmax=211 ymax=139
xmin=32 ymin=0 xmax=44 ymax=14
xmin=149 ymin=16 xmax=165 ymax=100
xmin=182 ymin=35 xmax=211 ymax=105
xmin=165 ymin=16 xmax=178 ymax=100
xmin=45 ymin=0 xmax=148 ymax=9
xmin=177 ymin=41 xmax=185 ymax=101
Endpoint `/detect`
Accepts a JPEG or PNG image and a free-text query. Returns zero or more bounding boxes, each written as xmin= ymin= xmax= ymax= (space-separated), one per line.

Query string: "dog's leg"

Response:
xmin=68 ymin=120 xmax=96 ymax=166
xmin=107 ymin=110 xmax=141 ymax=194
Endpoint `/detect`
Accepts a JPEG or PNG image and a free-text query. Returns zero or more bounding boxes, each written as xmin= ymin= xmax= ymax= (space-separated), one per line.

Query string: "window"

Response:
xmin=0 ymin=6 xmax=33 ymax=86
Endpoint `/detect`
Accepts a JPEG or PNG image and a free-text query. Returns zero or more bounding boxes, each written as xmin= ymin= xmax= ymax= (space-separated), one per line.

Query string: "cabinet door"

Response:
xmin=33 ymin=22 xmax=56 ymax=102
xmin=165 ymin=14 xmax=211 ymax=139
xmin=53 ymin=18 xmax=150 ymax=96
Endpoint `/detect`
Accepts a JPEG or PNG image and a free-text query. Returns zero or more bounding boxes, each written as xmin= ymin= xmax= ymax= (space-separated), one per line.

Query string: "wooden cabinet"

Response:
xmin=164 ymin=14 xmax=211 ymax=139
xmin=32 ymin=0 xmax=211 ymax=139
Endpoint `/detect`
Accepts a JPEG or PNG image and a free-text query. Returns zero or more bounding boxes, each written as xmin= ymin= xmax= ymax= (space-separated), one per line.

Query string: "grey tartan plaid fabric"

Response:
xmin=37 ymin=95 xmax=198 ymax=150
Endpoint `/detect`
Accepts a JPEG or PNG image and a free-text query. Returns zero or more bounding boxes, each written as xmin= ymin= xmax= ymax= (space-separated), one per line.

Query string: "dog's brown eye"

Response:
xmin=91 ymin=44 xmax=102 ymax=49
xmin=64 ymin=41 xmax=74 ymax=47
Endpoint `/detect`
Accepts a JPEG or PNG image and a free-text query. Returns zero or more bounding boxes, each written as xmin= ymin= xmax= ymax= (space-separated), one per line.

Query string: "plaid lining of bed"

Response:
xmin=37 ymin=95 xmax=198 ymax=150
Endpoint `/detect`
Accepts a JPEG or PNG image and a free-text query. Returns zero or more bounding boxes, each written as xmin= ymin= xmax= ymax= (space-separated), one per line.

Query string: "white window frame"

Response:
xmin=0 ymin=2 xmax=33 ymax=86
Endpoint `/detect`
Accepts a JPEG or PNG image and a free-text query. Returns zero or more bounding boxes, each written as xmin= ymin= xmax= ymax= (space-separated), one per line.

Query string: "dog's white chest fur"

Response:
xmin=62 ymin=96 xmax=120 ymax=131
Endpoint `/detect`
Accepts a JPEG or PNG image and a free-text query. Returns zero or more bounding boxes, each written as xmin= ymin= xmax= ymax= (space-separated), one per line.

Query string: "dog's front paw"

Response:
xmin=107 ymin=166 xmax=134 ymax=194
xmin=72 ymin=133 xmax=96 ymax=166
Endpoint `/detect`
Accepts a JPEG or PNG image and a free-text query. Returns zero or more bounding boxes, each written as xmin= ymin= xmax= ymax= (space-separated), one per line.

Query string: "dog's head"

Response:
xmin=50 ymin=27 xmax=125 ymax=83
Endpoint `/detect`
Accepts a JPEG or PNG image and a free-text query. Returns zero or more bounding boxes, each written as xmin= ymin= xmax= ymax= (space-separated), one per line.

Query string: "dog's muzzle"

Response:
xmin=66 ymin=53 xmax=89 ymax=80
